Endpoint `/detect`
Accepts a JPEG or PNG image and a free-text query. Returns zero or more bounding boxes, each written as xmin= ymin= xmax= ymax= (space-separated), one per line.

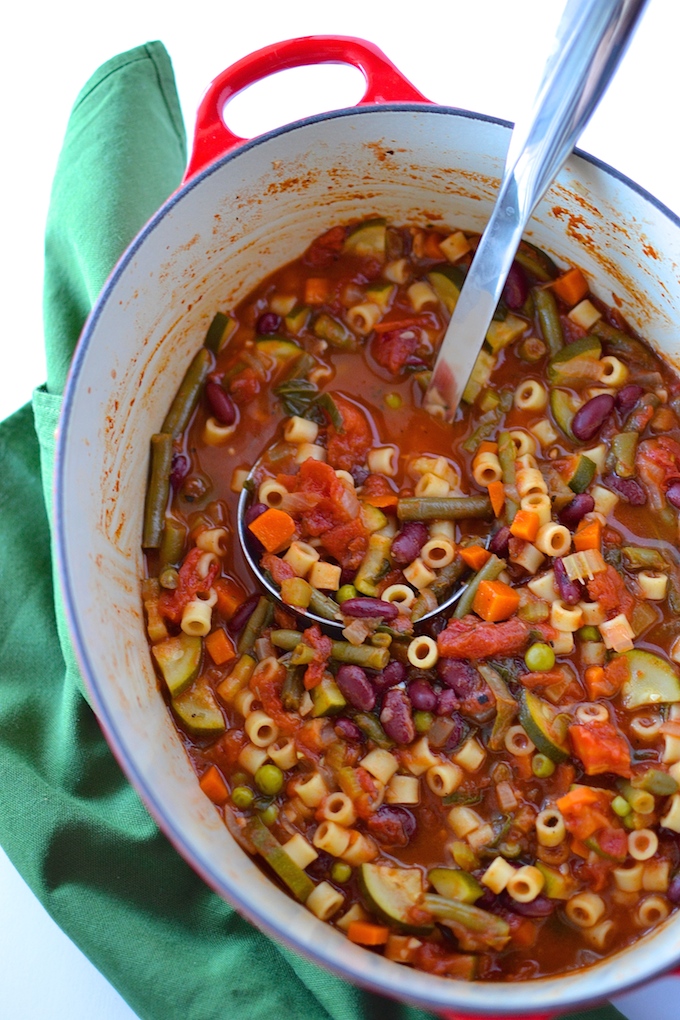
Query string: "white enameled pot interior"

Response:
xmin=56 ymin=105 xmax=680 ymax=1016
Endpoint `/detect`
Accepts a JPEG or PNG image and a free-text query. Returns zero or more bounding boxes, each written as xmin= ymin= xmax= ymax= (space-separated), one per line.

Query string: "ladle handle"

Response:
xmin=424 ymin=0 xmax=650 ymax=421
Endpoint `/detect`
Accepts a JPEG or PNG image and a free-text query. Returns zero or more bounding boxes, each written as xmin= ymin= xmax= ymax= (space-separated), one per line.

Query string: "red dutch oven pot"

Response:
xmin=56 ymin=35 xmax=680 ymax=1020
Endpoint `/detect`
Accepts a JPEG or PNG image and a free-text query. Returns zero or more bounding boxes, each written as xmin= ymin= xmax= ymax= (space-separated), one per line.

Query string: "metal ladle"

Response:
xmin=424 ymin=0 xmax=649 ymax=420
xmin=238 ymin=0 xmax=648 ymax=633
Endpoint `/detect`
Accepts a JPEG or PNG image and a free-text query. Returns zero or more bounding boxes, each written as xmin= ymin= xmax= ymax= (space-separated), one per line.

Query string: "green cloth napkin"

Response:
xmin=0 ymin=40 xmax=627 ymax=1020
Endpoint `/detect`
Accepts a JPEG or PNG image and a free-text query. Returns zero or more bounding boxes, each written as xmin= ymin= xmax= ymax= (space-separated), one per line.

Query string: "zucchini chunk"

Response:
xmin=619 ymin=649 xmax=680 ymax=709
xmin=519 ymin=690 xmax=570 ymax=763
xmin=152 ymin=633 xmax=202 ymax=697
xmin=358 ymin=863 xmax=434 ymax=934
xmin=172 ymin=677 xmax=225 ymax=737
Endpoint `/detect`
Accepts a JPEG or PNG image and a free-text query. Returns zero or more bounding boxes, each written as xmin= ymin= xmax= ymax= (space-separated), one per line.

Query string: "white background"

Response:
xmin=2 ymin=0 xmax=680 ymax=1017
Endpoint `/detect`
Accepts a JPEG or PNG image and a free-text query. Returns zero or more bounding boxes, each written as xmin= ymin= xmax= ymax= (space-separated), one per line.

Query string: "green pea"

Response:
xmin=231 ymin=771 xmax=250 ymax=787
xmin=413 ymin=710 xmax=434 ymax=734
xmin=336 ymin=584 xmax=358 ymax=605
xmin=258 ymin=803 xmax=279 ymax=827
xmin=331 ymin=862 xmax=353 ymax=884
xmin=231 ymin=785 xmax=254 ymax=810
xmin=385 ymin=392 xmax=402 ymax=410
xmin=577 ymin=625 xmax=601 ymax=643
xmin=531 ymin=753 xmax=555 ymax=778
xmin=255 ymin=764 xmax=284 ymax=797
xmin=612 ymin=795 xmax=632 ymax=818
xmin=524 ymin=642 xmax=555 ymax=672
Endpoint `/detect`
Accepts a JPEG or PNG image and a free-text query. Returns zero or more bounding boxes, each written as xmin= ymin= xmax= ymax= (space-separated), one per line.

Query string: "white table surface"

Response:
xmin=2 ymin=1 xmax=680 ymax=1017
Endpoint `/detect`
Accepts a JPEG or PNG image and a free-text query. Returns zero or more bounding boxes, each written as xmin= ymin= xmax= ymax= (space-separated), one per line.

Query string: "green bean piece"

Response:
xmin=497 ymin=431 xmax=519 ymax=521
xmin=308 ymin=587 xmax=342 ymax=621
xmin=591 ymin=320 xmax=658 ymax=370
xmin=621 ymin=546 xmax=668 ymax=571
xmin=161 ymin=348 xmax=213 ymax=438
xmin=428 ymin=556 xmax=467 ymax=603
xmin=312 ymin=313 xmax=356 ymax=350
xmin=159 ymin=566 xmax=179 ymax=590
xmin=532 ymin=753 xmax=556 ymax=778
xmin=354 ymin=712 xmax=394 ymax=748
xmin=632 ymin=768 xmax=678 ymax=796
xmin=514 ymin=240 xmax=559 ymax=282
xmin=204 ymin=311 xmax=236 ymax=354
xmin=453 ymin=555 xmax=505 ymax=619
xmin=270 ymin=630 xmax=390 ymax=670
xmin=237 ymin=596 xmax=274 ymax=655
xmin=423 ymin=895 xmax=511 ymax=951
xmin=142 ymin=432 xmax=174 ymax=549
xmin=533 ymin=286 xmax=563 ymax=356
xmin=462 ymin=411 xmax=500 ymax=453
xmin=397 ymin=496 xmax=493 ymax=522
xmin=160 ymin=518 xmax=187 ymax=568
xmin=281 ymin=665 xmax=305 ymax=712
xmin=478 ymin=664 xmax=518 ymax=752
xmin=611 ymin=795 xmax=632 ymax=817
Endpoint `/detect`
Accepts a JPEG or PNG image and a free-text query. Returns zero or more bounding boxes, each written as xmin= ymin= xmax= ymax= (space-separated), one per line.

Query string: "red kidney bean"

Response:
xmin=571 ymin=393 xmax=615 ymax=442
xmin=230 ymin=594 xmax=260 ymax=632
xmin=205 ymin=381 xmax=237 ymax=426
xmin=351 ymin=465 xmax=369 ymax=487
xmin=339 ymin=567 xmax=357 ymax=587
xmin=436 ymin=688 xmax=460 ymax=716
xmin=408 ymin=678 xmax=438 ymax=711
xmin=366 ymin=806 xmax=416 ymax=847
xmin=668 ymin=872 xmax=680 ymax=904
xmin=616 ymin=384 xmax=644 ymax=418
xmin=603 ymin=474 xmax=647 ymax=505
xmin=558 ymin=493 xmax=595 ymax=528
xmin=666 ymin=482 xmax=680 ymax=509
xmin=335 ymin=665 xmax=376 ymax=712
xmin=333 ymin=717 xmax=364 ymax=742
xmin=437 ymin=658 xmax=479 ymax=696
xmin=245 ymin=502 xmax=268 ymax=526
xmin=372 ymin=659 xmax=406 ymax=692
xmin=553 ymin=557 xmax=583 ymax=605
xmin=169 ymin=453 xmax=190 ymax=491
xmin=404 ymin=355 xmax=428 ymax=370
xmin=502 ymin=261 xmax=529 ymax=309
xmin=488 ymin=525 xmax=511 ymax=557
xmin=380 ymin=688 xmax=415 ymax=744
xmin=390 ymin=522 xmax=429 ymax=566
xmin=256 ymin=312 xmax=281 ymax=334
xmin=501 ymin=893 xmax=555 ymax=917
xmin=340 ymin=597 xmax=399 ymax=621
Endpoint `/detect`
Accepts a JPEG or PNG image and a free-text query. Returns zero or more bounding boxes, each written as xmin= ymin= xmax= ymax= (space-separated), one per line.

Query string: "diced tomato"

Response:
xmin=229 ymin=366 xmax=261 ymax=404
xmin=213 ymin=728 xmax=248 ymax=769
xmin=319 ymin=517 xmax=369 ymax=570
xmin=159 ymin=547 xmax=219 ymax=624
xmin=261 ymin=552 xmax=296 ymax=585
xmin=295 ymin=458 xmax=361 ymax=535
xmin=325 ymin=395 xmax=373 ymax=472
xmin=586 ymin=565 xmax=636 ymax=621
xmin=555 ymin=786 xmax=613 ymax=841
xmin=302 ymin=225 xmax=346 ymax=268
xmin=301 ymin=624 xmax=333 ymax=690
xmin=568 ymin=721 xmax=632 ymax=778
xmin=251 ymin=658 xmax=300 ymax=736
xmin=371 ymin=325 xmax=423 ymax=374
xmin=437 ymin=615 xmax=533 ymax=659
xmin=590 ymin=656 xmax=629 ymax=699
xmin=597 ymin=826 xmax=629 ymax=862
xmin=294 ymin=719 xmax=336 ymax=762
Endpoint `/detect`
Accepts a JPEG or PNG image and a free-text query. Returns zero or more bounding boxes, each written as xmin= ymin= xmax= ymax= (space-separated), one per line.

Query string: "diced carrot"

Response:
xmin=570 ymin=837 xmax=591 ymax=859
xmin=423 ymin=232 xmax=444 ymax=259
xmin=248 ymin=507 xmax=297 ymax=554
xmin=556 ymin=786 xmax=612 ymax=840
xmin=551 ymin=267 xmax=589 ymax=307
xmin=583 ymin=665 xmax=605 ymax=700
xmin=363 ymin=491 xmax=399 ymax=509
xmin=472 ymin=579 xmax=520 ymax=623
xmin=510 ymin=508 xmax=540 ymax=543
xmin=569 ymin=721 xmax=632 ymax=778
xmin=199 ymin=765 xmax=229 ymax=805
xmin=459 ymin=545 xmax=491 ymax=571
xmin=487 ymin=480 xmax=506 ymax=518
xmin=574 ymin=518 xmax=602 ymax=552
xmin=304 ymin=277 xmax=332 ymax=305
xmin=205 ymin=628 xmax=236 ymax=666
xmin=212 ymin=577 xmax=246 ymax=621
xmin=477 ymin=440 xmax=499 ymax=455
xmin=347 ymin=920 xmax=390 ymax=946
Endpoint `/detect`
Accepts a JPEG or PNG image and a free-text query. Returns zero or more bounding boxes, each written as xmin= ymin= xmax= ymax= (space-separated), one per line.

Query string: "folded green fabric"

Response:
xmin=0 ymin=40 xmax=625 ymax=1020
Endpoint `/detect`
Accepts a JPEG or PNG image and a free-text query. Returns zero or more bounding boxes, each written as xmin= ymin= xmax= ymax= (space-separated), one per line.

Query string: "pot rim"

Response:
xmin=55 ymin=100 xmax=680 ymax=1015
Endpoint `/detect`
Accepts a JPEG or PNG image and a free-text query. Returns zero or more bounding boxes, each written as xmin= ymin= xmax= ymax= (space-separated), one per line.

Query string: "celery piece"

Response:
xmin=246 ymin=816 xmax=315 ymax=902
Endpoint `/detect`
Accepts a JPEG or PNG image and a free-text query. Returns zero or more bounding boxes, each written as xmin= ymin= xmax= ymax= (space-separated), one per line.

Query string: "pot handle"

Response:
xmin=184 ymin=35 xmax=431 ymax=181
